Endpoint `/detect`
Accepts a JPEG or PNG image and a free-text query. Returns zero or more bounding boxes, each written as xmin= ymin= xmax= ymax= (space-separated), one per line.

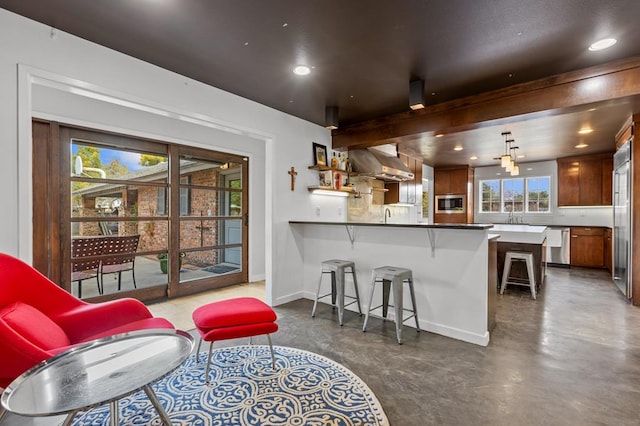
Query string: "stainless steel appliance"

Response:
xmin=349 ymin=148 xmax=414 ymax=182
xmin=613 ymin=140 xmax=632 ymax=298
xmin=435 ymin=194 xmax=465 ymax=213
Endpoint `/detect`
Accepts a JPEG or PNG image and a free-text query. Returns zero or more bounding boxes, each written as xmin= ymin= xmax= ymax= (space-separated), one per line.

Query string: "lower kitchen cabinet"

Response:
xmin=570 ymin=227 xmax=605 ymax=268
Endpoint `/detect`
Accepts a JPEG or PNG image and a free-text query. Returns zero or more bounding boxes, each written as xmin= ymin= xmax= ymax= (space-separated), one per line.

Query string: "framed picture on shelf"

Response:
xmin=313 ymin=142 xmax=328 ymax=166
xmin=318 ymin=170 xmax=333 ymax=188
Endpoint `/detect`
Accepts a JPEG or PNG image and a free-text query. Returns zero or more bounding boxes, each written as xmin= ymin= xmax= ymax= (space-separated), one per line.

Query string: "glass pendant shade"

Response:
xmin=501 ymin=154 xmax=511 ymax=168
xmin=504 ymin=158 xmax=513 ymax=172
xmin=510 ymin=164 xmax=520 ymax=176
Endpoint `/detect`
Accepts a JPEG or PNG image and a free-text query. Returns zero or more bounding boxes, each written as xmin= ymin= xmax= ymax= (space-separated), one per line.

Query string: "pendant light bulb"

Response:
xmin=504 ymin=159 xmax=513 ymax=172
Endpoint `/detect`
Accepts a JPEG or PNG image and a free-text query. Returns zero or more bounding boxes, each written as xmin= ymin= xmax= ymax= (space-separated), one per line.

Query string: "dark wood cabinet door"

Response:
xmin=570 ymin=227 xmax=604 ymax=267
xmin=558 ymin=153 xmax=613 ymax=206
xmin=434 ymin=213 xmax=467 ymax=224
xmin=449 ymin=168 xmax=469 ymax=194
xmin=578 ymin=158 xmax=603 ymax=206
xmin=434 ymin=169 xmax=450 ymax=194
xmin=557 ymin=161 xmax=580 ymax=206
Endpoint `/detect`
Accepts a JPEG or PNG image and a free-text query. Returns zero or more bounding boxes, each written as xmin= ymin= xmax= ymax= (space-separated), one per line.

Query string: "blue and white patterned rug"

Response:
xmin=71 ymin=345 xmax=388 ymax=425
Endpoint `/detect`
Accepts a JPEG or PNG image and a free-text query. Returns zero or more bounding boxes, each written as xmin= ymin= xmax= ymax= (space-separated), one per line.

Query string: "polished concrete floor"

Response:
xmin=3 ymin=267 xmax=638 ymax=425
xmin=174 ymin=266 xmax=640 ymax=425
xmin=278 ymin=266 xmax=640 ymax=426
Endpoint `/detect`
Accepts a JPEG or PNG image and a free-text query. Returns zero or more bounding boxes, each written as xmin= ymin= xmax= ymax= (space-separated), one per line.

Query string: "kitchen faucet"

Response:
xmin=385 ymin=208 xmax=391 ymax=224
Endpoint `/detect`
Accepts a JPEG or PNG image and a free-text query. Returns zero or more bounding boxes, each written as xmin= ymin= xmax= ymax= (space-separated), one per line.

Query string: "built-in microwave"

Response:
xmin=435 ymin=194 xmax=465 ymax=213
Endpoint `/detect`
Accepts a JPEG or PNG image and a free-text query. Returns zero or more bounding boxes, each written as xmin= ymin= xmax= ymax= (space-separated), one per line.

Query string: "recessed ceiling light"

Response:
xmin=575 ymin=143 xmax=589 ymax=148
xmin=589 ymin=38 xmax=617 ymax=51
xmin=526 ymin=168 xmax=533 ymax=171
xmin=453 ymin=146 xmax=463 ymax=151
xmin=469 ymin=155 xmax=478 ymax=160
xmin=496 ymin=172 xmax=502 ymax=176
xmin=578 ymin=128 xmax=593 ymax=134
xmin=435 ymin=133 xmax=444 ymax=138
xmin=517 ymin=154 xmax=525 ymax=159
xmin=293 ymin=65 xmax=311 ymax=75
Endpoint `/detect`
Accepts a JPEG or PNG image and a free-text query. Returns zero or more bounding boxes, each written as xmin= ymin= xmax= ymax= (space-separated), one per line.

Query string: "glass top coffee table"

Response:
xmin=1 ymin=328 xmax=193 ymax=426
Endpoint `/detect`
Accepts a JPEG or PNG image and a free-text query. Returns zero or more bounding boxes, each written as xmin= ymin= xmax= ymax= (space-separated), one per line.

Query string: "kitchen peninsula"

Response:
xmin=289 ymin=221 xmax=495 ymax=346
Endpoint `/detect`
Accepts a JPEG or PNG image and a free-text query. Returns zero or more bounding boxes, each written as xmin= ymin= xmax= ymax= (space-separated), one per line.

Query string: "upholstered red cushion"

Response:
xmin=199 ymin=321 xmax=279 ymax=342
xmin=78 ymin=317 xmax=175 ymax=343
xmin=192 ymin=297 xmax=277 ymax=330
xmin=0 ymin=302 xmax=70 ymax=350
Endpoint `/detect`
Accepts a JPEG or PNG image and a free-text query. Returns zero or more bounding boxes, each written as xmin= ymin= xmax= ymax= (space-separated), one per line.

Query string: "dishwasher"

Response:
xmin=546 ymin=227 xmax=570 ymax=266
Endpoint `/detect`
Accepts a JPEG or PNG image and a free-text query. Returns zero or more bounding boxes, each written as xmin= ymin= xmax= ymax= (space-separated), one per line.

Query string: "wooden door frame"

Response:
xmin=32 ymin=119 xmax=249 ymax=302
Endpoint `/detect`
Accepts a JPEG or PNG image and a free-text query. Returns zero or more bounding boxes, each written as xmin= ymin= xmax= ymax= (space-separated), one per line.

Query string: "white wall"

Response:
xmin=0 ymin=9 xmax=342 ymax=305
xmin=474 ymin=160 xmax=613 ymax=227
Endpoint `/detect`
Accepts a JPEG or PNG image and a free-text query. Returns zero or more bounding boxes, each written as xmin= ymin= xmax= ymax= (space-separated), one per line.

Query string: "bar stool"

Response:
xmin=362 ymin=266 xmax=420 ymax=344
xmin=312 ymin=259 xmax=362 ymax=326
xmin=500 ymin=251 xmax=537 ymax=299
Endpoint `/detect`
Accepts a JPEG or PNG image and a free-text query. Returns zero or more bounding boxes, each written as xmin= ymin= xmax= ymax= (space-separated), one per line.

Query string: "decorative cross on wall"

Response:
xmin=288 ymin=167 xmax=298 ymax=191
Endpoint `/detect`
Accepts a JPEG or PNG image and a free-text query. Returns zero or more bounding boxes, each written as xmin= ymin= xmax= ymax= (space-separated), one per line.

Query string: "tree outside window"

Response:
xmin=502 ymin=178 xmax=525 ymax=212
xmin=480 ymin=180 xmax=501 ymax=212
xmin=526 ymin=177 xmax=550 ymax=212
xmin=479 ymin=175 xmax=550 ymax=214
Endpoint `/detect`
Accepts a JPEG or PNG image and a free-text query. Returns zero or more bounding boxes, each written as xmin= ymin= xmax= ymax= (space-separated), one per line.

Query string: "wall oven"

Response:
xmin=435 ymin=194 xmax=465 ymax=213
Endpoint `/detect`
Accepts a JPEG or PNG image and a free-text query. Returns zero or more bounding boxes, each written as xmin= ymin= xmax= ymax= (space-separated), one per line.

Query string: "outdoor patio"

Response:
xmin=72 ymin=255 xmax=241 ymax=299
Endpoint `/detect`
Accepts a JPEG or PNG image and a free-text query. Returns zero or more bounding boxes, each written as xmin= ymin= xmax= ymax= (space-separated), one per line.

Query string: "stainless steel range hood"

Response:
xmin=349 ymin=148 xmax=414 ymax=181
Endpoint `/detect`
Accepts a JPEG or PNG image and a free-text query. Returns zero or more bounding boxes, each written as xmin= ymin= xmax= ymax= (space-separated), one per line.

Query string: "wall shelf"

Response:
xmin=307 ymin=186 xmax=355 ymax=197
xmin=308 ymin=165 xmax=356 ymax=175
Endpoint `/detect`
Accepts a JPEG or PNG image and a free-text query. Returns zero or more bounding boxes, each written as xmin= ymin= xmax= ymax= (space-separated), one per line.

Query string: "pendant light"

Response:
xmin=500 ymin=132 xmax=512 ymax=168
xmin=510 ymin=146 xmax=520 ymax=176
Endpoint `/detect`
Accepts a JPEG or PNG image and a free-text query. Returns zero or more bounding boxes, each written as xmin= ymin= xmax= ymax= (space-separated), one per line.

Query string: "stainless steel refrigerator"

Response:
xmin=613 ymin=140 xmax=632 ymax=298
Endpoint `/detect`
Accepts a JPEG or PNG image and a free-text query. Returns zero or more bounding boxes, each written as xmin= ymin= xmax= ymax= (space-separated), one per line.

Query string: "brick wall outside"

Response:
xmin=76 ymin=167 xmax=239 ymax=268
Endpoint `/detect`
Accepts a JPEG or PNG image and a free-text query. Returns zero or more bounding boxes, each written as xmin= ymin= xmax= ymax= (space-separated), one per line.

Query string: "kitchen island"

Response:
xmin=289 ymin=221 xmax=495 ymax=346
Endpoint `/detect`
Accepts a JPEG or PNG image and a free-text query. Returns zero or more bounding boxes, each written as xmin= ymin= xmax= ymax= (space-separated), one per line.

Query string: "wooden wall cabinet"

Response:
xmin=570 ymin=227 xmax=605 ymax=268
xmin=434 ymin=167 xmax=469 ymax=194
xmin=434 ymin=165 xmax=474 ymax=223
xmin=384 ymin=153 xmax=423 ymax=204
xmin=557 ymin=152 xmax=614 ymax=206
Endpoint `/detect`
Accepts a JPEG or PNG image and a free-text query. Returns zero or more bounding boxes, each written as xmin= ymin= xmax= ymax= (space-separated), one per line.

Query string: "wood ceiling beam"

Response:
xmin=332 ymin=56 xmax=640 ymax=150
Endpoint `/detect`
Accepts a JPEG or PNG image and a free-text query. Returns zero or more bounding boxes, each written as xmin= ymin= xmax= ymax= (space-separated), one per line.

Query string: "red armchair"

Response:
xmin=0 ymin=253 xmax=174 ymax=388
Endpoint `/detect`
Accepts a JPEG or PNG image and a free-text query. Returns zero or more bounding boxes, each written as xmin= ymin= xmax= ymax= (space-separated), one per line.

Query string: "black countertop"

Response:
xmin=289 ymin=221 xmax=494 ymax=230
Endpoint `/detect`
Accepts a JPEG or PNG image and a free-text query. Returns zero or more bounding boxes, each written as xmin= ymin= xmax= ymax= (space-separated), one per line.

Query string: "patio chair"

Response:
xmin=99 ymin=235 xmax=140 ymax=292
xmin=71 ymin=237 xmax=104 ymax=298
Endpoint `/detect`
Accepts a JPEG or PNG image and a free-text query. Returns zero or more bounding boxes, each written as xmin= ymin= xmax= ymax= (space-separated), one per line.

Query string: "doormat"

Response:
xmin=203 ymin=264 xmax=240 ymax=274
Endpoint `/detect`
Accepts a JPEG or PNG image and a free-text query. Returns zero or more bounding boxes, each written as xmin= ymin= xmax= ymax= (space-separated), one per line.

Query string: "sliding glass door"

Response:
xmin=32 ymin=121 xmax=249 ymax=302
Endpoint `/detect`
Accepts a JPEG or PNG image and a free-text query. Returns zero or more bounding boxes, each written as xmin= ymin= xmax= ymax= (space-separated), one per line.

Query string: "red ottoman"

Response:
xmin=192 ymin=297 xmax=278 ymax=383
